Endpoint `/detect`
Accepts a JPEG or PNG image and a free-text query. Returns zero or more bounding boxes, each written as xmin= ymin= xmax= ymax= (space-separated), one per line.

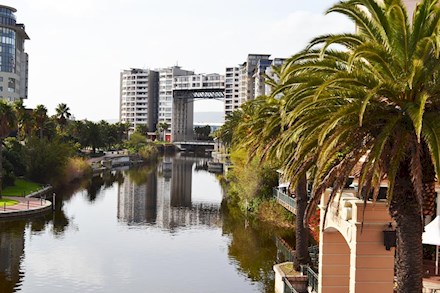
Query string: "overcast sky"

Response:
xmin=4 ymin=0 xmax=353 ymax=121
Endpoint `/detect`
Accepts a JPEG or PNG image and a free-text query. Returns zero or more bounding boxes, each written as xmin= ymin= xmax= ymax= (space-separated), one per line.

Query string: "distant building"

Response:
xmin=0 ymin=5 xmax=29 ymax=102
xmin=119 ymin=68 xmax=159 ymax=133
xmin=254 ymin=58 xmax=274 ymax=97
xmin=239 ymin=54 xmax=271 ymax=104
xmin=224 ymin=67 xmax=240 ymax=116
xmin=224 ymin=54 xmax=285 ymax=118
xmin=265 ymin=58 xmax=285 ymax=97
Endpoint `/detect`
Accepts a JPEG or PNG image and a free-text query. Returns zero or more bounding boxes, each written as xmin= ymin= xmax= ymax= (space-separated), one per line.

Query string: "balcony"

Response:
xmin=273 ymin=187 xmax=297 ymax=215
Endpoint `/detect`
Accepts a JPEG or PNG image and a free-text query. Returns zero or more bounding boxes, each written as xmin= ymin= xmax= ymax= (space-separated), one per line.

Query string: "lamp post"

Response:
xmin=383 ymin=222 xmax=397 ymax=251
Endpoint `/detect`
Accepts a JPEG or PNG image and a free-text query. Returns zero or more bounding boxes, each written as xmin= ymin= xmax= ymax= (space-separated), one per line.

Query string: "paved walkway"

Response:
xmin=0 ymin=196 xmax=52 ymax=218
xmin=424 ymin=275 xmax=440 ymax=292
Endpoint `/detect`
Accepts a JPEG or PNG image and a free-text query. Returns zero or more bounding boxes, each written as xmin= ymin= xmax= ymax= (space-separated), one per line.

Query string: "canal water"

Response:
xmin=0 ymin=155 xmax=294 ymax=293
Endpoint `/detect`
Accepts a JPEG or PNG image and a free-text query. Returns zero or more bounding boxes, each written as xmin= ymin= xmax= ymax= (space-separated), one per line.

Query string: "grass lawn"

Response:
xmin=0 ymin=198 xmax=19 ymax=206
xmin=2 ymin=179 xmax=42 ymax=197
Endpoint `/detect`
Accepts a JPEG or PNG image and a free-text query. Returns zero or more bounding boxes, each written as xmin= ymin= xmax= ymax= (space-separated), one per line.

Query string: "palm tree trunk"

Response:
xmin=39 ymin=126 xmax=43 ymax=139
xmin=294 ymin=173 xmax=310 ymax=270
xmin=0 ymin=140 xmax=3 ymax=200
xmin=391 ymin=163 xmax=423 ymax=293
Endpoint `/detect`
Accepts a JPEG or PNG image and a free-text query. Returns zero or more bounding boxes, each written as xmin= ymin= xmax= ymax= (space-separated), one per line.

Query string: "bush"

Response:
xmin=25 ymin=138 xmax=74 ymax=184
xmin=225 ymin=149 xmax=279 ymax=214
xmin=138 ymin=144 xmax=159 ymax=160
xmin=62 ymin=157 xmax=92 ymax=183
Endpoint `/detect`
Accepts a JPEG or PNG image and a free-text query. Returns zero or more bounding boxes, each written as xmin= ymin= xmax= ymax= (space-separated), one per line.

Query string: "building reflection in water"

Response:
xmin=0 ymin=220 xmax=26 ymax=292
xmin=117 ymin=156 xmax=221 ymax=229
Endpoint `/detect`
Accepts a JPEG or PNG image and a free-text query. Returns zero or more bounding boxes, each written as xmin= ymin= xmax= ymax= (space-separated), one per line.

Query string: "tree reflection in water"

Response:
xmin=222 ymin=202 xmax=295 ymax=293
xmin=0 ymin=168 xmax=127 ymax=293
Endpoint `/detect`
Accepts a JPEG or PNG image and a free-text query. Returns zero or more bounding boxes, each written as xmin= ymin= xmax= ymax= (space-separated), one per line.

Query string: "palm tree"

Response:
xmin=225 ymin=94 xmax=313 ymax=269
xmin=272 ymin=0 xmax=440 ymax=291
xmin=157 ymin=122 xmax=170 ymax=141
xmin=214 ymin=109 xmax=244 ymax=149
xmin=13 ymin=99 xmax=33 ymax=140
xmin=55 ymin=103 xmax=71 ymax=132
xmin=33 ymin=105 xmax=48 ymax=139
xmin=0 ymin=100 xmax=16 ymax=199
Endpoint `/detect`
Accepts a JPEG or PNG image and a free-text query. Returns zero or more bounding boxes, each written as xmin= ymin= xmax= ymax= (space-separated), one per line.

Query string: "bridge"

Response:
xmin=171 ymin=73 xmax=224 ymax=142
xmin=173 ymin=141 xmax=216 ymax=153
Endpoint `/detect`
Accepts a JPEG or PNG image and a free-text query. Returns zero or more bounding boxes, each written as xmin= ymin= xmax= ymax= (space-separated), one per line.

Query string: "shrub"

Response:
xmin=138 ymin=144 xmax=159 ymax=160
xmin=62 ymin=157 xmax=92 ymax=183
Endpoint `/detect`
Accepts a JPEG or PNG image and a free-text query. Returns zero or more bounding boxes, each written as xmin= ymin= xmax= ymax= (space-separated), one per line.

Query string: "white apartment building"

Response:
xmin=253 ymin=58 xmax=275 ymax=98
xmin=225 ymin=55 xmax=284 ymax=118
xmin=265 ymin=58 xmax=285 ymax=97
xmin=238 ymin=54 xmax=271 ymax=104
xmin=0 ymin=5 xmax=29 ymax=102
xmin=224 ymin=67 xmax=240 ymax=116
xmin=119 ymin=68 xmax=159 ymax=133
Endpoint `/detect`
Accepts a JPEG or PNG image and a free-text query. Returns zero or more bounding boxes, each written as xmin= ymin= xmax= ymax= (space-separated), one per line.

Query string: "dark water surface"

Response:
xmin=0 ymin=156 xmax=292 ymax=293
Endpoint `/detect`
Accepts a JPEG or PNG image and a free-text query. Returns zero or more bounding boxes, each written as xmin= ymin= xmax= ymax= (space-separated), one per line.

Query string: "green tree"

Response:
xmin=126 ymin=132 xmax=147 ymax=152
xmin=55 ymin=103 xmax=71 ymax=132
xmin=33 ymin=104 xmax=48 ymax=139
xmin=214 ymin=110 xmax=243 ymax=149
xmin=0 ymin=101 xmax=16 ymax=198
xmin=13 ymin=99 xmax=32 ymax=140
xmin=157 ymin=122 xmax=169 ymax=141
xmin=271 ymin=0 xmax=440 ymax=291
xmin=135 ymin=124 xmax=149 ymax=136
xmin=230 ymin=95 xmax=312 ymax=268
xmin=194 ymin=125 xmax=211 ymax=141
xmin=25 ymin=137 xmax=73 ymax=184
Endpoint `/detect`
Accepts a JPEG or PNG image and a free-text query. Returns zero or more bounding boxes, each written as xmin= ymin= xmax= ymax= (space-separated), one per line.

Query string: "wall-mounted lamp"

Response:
xmin=383 ymin=222 xmax=397 ymax=250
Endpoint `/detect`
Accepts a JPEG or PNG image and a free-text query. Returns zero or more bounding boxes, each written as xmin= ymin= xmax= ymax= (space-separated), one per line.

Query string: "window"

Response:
xmin=7 ymin=77 xmax=14 ymax=93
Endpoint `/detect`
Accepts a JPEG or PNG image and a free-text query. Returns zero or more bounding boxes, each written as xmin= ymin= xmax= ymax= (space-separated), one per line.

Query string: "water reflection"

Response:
xmin=117 ymin=156 xmax=222 ymax=229
xmin=0 ymin=220 xmax=25 ymax=292
xmin=0 ymin=155 xmax=294 ymax=293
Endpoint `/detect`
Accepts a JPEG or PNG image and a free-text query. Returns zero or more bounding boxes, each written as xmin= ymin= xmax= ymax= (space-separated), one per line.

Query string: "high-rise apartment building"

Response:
xmin=265 ymin=58 xmax=285 ymax=97
xmin=0 ymin=5 xmax=29 ymax=102
xmin=238 ymin=54 xmax=271 ymax=104
xmin=225 ymin=54 xmax=284 ymax=117
xmin=253 ymin=58 xmax=274 ymax=98
xmin=119 ymin=68 xmax=159 ymax=133
xmin=224 ymin=67 xmax=240 ymax=116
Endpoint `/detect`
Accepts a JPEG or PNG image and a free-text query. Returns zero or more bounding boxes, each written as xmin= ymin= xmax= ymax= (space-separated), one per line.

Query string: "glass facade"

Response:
xmin=0 ymin=7 xmax=17 ymax=73
xmin=0 ymin=27 xmax=16 ymax=72
xmin=0 ymin=7 xmax=16 ymax=26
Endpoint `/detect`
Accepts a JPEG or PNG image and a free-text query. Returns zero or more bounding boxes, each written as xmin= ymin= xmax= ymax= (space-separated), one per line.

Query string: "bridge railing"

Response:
xmin=273 ymin=187 xmax=297 ymax=213
xmin=282 ymin=277 xmax=301 ymax=293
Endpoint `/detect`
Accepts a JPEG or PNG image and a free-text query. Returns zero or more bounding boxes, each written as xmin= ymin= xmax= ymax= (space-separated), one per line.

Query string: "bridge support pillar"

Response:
xmin=172 ymin=98 xmax=194 ymax=142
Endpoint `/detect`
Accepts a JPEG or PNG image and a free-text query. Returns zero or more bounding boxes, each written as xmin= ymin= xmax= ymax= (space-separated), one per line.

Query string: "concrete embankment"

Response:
xmin=0 ymin=185 xmax=54 ymax=219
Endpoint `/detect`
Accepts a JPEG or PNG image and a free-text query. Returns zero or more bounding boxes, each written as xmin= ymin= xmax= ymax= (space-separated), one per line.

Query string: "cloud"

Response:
xmin=264 ymin=10 xmax=354 ymax=56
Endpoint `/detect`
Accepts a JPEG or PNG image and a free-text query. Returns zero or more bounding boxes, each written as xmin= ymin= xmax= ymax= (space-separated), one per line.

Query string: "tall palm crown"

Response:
xmin=33 ymin=104 xmax=48 ymax=139
xmin=13 ymin=99 xmax=32 ymax=140
xmin=55 ymin=103 xmax=71 ymax=129
xmin=272 ymin=0 xmax=440 ymax=291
